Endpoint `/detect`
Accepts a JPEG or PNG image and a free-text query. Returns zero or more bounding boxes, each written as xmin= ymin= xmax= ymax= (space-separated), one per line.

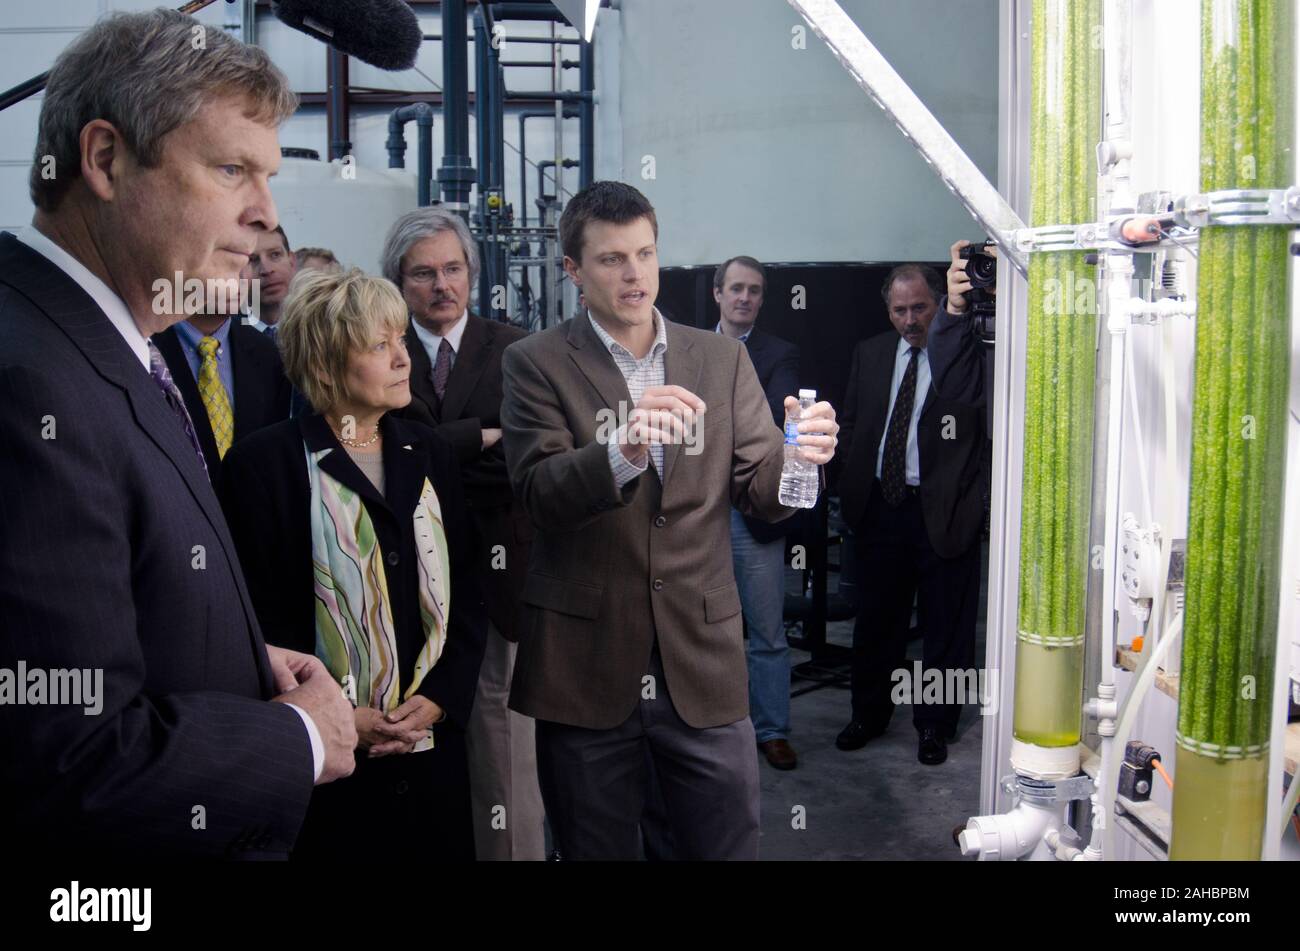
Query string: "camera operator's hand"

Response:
xmin=947 ymin=240 xmax=1000 ymax=316
xmin=947 ymin=240 xmax=973 ymax=315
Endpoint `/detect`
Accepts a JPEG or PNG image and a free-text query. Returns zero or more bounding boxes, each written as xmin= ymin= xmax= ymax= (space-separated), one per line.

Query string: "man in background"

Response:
xmin=296 ymin=246 xmax=341 ymax=273
xmin=240 ymin=225 xmax=297 ymax=336
xmin=713 ymin=255 xmax=802 ymax=770
xmin=151 ymin=309 xmax=291 ymax=484
xmin=834 ymin=265 xmax=985 ymax=766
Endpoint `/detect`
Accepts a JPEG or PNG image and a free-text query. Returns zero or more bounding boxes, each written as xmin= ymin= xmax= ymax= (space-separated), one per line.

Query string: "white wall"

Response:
xmin=604 ymin=0 xmax=1000 ymax=267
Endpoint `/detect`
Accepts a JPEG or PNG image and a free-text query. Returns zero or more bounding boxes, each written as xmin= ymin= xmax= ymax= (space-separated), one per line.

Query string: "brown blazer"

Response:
xmin=500 ymin=314 xmax=800 ymax=730
xmin=398 ymin=314 xmax=533 ymax=640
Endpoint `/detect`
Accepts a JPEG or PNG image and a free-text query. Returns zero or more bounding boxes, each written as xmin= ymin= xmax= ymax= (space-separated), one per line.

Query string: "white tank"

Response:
xmin=268 ymin=151 xmax=418 ymax=277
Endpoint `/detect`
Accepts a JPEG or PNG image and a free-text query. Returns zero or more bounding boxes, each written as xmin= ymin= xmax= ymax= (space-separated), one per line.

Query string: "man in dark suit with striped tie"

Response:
xmin=834 ymin=265 xmax=986 ymax=766
xmin=0 ymin=8 xmax=355 ymax=858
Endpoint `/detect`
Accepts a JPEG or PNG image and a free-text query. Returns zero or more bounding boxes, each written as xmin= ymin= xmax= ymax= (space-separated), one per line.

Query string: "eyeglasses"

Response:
xmin=402 ymin=265 xmax=465 ymax=285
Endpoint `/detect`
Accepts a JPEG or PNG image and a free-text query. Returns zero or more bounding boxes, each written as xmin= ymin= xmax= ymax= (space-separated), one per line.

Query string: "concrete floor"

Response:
xmin=756 ymin=545 xmax=989 ymax=861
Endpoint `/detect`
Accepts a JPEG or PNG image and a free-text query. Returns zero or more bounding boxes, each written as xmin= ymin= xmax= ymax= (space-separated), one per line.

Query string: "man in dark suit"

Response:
xmin=384 ymin=207 xmax=544 ymax=861
xmin=240 ymin=225 xmax=309 ymax=417
xmin=500 ymin=182 xmax=839 ymax=860
xmin=239 ymin=225 xmax=298 ymax=335
xmin=152 ymin=313 xmax=291 ymax=483
xmin=713 ymin=255 xmax=802 ymax=770
xmin=0 ymin=8 xmax=355 ymax=858
xmin=834 ymin=264 xmax=985 ymax=766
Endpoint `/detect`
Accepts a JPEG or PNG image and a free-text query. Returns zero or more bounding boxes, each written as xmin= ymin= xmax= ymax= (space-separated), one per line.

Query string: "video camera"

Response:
xmin=958 ymin=239 xmax=998 ymax=344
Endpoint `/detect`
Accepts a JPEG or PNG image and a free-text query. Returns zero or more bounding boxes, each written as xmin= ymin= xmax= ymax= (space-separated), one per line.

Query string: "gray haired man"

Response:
xmin=0 ymin=9 xmax=356 ymax=858
xmin=385 ymin=208 xmax=545 ymax=860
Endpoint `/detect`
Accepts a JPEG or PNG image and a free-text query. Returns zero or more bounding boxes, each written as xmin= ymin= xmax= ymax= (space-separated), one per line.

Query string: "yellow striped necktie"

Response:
xmin=196 ymin=335 xmax=234 ymax=459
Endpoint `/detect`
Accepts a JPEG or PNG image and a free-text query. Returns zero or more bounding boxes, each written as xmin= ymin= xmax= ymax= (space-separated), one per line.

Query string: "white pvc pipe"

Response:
xmin=1099 ymin=281 xmax=1130 ymax=690
xmin=959 ymin=796 xmax=1066 ymax=861
xmin=1123 ymin=319 xmax=1156 ymax=526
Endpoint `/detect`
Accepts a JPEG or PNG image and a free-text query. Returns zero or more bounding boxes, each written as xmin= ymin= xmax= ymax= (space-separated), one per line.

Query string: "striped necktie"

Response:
xmin=147 ymin=341 xmax=208 ymax=474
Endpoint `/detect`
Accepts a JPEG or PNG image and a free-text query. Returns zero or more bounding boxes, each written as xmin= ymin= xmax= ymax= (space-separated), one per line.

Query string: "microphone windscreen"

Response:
xmin=272 ymin=0 xmax=423 ymax=72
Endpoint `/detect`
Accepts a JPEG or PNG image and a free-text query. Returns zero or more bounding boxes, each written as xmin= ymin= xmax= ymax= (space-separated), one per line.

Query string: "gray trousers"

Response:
xmin=536 ymin=646 xmax=760 ymax=861
xmin=465 ymin=624 xmax=546 ymax=860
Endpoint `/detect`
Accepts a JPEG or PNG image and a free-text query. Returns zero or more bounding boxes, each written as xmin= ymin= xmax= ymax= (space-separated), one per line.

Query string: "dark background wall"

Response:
xmin=656 ymin=261 xmax=950 ymax=419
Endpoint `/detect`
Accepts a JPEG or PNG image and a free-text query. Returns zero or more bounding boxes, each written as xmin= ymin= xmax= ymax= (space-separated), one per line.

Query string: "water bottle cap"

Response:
xmin=798 ymin=388 xmax=817 ymax=399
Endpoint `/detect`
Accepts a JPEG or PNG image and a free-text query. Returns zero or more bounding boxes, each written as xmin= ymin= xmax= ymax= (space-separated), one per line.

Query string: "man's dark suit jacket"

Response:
xmin=398 ymin=314 xmax=533 ymax=641
xmin=0 ymin=231 xmax=311 ymax=858
xmin=837 ymin=330 xmax=986 ymax=559
xmin=152 ymin=320 xmax=291 ymax=482
xmin=926 ymin=300 xmax=987 ymax=408
xmin=219 ymin=412 xmax=488 ymax=729
xmin=738 ymin=327 xmax=801 ymax=544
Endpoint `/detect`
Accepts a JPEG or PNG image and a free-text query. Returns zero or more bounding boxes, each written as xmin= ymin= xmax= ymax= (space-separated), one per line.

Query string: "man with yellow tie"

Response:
xmin=152 ymin=307 xmax=292 ymax=484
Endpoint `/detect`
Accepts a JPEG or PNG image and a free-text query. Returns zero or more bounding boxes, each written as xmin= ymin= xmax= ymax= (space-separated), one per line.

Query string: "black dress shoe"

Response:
xmin=918 ymin=727 xmax=948 ymax=765
xmin=836 ymin=719 xmax=885 ymax=751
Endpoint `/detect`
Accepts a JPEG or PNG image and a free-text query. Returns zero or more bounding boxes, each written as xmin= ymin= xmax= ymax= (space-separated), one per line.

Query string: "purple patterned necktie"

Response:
xmin=147 ymin=340 xmax=209 ymax=475
xmin=880 ymin=346 xmax=919 ymax=507
xmin=430 ymin=337 xmax=453 ymax=402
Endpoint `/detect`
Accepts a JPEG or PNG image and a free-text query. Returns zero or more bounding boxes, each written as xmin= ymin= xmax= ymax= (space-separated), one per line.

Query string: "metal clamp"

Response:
xmin=1000 ymin=773 xmax=1095 ymax=805
xmin=1174 ymin=187 xmax=1300 ymax=228
xmin=1014 ymin=222 xmax=1106 ymax=254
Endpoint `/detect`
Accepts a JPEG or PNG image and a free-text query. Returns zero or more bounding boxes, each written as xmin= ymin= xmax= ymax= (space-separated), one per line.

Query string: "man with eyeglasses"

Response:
xmin=382 ymin=207 xmax=543 ymax=861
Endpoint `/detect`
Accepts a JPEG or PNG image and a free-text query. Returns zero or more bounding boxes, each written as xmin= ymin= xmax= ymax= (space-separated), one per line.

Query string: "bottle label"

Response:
xmin=784 ymin=421 xmax=800 ymax=446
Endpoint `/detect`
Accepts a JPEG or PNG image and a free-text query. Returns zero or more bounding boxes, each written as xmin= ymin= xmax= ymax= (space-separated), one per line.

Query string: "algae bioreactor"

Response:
xmin=791 ymin=0 xmax=1300 ymax=861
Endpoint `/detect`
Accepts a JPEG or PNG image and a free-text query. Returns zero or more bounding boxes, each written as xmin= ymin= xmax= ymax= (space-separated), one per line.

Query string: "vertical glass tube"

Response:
xmin=1013 ymin=0 xmax=1103 ymax=748
xmin=1171 ymin=0 xmax=1294 ymax=860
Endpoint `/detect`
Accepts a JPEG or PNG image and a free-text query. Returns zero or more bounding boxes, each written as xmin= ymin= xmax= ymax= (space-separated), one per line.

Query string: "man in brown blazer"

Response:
xmin=384 ymin=208 xmax=544 ymax=861
xmin=500 ymin=182 xmax=839 ymax=860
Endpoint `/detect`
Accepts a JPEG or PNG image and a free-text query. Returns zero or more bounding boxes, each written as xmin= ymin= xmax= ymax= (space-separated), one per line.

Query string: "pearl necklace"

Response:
xmin=335 ymin=423 xmax=380 ymax=448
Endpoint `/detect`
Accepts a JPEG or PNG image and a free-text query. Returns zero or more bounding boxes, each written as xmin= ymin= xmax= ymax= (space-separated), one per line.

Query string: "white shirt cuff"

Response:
xmin=285 ymin=702 xmax=325 ymax=782
xmin=608 ymin=433 xmax=647 ymax=489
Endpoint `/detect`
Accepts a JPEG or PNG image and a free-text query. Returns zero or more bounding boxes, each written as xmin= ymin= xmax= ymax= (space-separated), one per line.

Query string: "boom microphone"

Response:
xmin=272 ymin=0 xmax=424 ymax=72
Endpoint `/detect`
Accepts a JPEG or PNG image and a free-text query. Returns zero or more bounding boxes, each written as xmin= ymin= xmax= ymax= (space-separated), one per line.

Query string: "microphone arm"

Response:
xmin=0 ymin=0 xmax=226 ymax=112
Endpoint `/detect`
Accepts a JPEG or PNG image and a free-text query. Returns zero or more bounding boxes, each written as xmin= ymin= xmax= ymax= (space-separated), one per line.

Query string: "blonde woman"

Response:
xmin=220 ymin=268 xmax=487 ymax=860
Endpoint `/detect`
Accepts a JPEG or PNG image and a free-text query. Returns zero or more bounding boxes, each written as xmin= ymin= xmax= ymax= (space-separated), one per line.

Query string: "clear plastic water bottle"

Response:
xmin=779 ymin=388 xmax=820 ymax=509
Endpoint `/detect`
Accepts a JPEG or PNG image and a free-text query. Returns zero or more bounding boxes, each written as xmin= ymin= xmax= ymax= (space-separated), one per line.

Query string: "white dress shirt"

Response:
xmin=16 ymin=226 xmax=151 ymax=370
xmin=875 ymin=334 xmax=932 ymax=486
xmin=15 ymin=225 xmax=325 ymax=780
xmin=411 ymin=310 xmax=469 ymax=371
